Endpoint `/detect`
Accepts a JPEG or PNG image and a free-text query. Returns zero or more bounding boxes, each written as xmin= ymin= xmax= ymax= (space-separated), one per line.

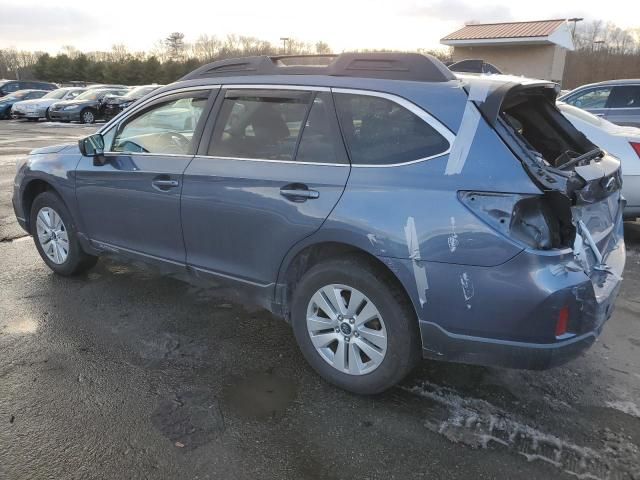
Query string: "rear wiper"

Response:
xmin=557 ymin=148 xmax=603 ymax=170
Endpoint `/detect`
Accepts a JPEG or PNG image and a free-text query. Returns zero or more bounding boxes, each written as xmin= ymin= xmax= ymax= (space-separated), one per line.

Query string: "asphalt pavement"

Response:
xmin=1 ymin=120 xmax=639 ymax=479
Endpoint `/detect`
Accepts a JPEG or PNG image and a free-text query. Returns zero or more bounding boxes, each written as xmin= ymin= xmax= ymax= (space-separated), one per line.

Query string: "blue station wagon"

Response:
xmin=12 ymin=54 xmax=625 ymax=393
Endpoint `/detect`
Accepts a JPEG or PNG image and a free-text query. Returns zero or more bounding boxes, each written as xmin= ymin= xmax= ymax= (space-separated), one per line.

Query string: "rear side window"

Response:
xmin=209 ymin=89 xmax=311 ymax=160
xmin=565 ymin=87 xmax=611 ymax=109
xmin=334 ymin=93 xmax=449 ymax=165
xmin=296 ymin=92 xmax=341 ymax=164
xmin=607 ymin=86 xmax=640 ymax=109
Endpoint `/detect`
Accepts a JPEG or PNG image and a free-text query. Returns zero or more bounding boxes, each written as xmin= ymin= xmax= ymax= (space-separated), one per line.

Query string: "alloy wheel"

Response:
xmin=35 ymin=207 xmax=69 ymax=264
xmin=306 ymin=284 xmax=387 ymax=375
xmin=82 ymin=110 xmax=94 ymax=123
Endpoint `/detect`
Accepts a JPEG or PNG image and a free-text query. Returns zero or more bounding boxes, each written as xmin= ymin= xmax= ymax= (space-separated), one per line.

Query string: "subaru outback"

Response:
xmin=12 ymin=54 xmax=625 ymax=394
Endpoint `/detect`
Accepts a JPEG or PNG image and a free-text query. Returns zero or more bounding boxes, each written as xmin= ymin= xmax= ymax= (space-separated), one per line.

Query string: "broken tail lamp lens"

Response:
xmin=459 ymin=192 xmax=559 ymax=250
xmin=555 ymin=306 xmax=570 ymax=338
xmin=630 ymin=142 xmax=640 ymax=159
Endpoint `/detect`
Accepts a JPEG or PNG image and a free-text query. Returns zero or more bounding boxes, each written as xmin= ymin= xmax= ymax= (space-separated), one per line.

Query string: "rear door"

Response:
xmin=181 ymin=86 xmax=350 ymax=289
xmin=605 ymin=85 xmax=640 ymax=127
xmin=75 ymin=88 xmax=215 ymax=263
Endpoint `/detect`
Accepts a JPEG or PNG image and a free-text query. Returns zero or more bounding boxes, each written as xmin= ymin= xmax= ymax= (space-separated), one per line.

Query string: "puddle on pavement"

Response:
xmin=222 ymin=371 xmax=298 ymax=420
xmin=151 ymin=389 xmax=224 ymax=450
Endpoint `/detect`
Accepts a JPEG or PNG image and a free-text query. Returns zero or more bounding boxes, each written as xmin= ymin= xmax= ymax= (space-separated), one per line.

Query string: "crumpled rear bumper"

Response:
xmin=385 ymin=198 xmax=625 ymax=370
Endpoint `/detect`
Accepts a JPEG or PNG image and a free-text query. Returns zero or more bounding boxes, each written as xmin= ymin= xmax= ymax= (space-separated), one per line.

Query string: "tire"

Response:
xmin=30 ymin=191 xmax=98 ymax=276
xmin=80 ymin=108 xmax=95 ymax=124
xmin=45 ymin=108 xmax=51 ymax=121
xmin=291 ymin=256 xmax=421 ymax=394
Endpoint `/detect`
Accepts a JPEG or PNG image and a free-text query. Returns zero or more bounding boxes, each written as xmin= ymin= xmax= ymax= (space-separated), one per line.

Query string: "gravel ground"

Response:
xmin=1 ymin=120 xmax=639 ymax=480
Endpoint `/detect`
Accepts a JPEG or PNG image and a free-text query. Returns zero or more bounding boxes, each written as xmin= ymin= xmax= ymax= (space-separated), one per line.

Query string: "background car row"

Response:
xmin=0 ymin=82 xmax=162 ymax=123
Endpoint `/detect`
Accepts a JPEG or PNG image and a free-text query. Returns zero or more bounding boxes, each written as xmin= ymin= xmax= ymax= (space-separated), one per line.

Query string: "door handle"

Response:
xmin=152 ymin=176 xmax=179 ymax=191
xmin=280 ymin=184 xmax=320 ymax=202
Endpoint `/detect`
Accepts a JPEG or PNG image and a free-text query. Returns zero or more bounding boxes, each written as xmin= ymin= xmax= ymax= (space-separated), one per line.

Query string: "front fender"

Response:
xmin=16 ymin=145 xmax=84 ymax=233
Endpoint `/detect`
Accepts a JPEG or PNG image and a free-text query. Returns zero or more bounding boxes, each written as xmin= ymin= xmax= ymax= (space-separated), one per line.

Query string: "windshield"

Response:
xmin=75 ymin=90 xmax=103 ymax=101
xmin=43 ymin=89 xmax=68 ymax=100
xmin=125 ymin=86 xmax=156 ymax=98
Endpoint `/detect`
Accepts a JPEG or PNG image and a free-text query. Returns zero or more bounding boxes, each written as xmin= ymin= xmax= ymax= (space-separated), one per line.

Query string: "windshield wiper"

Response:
xmin=557 ymin=148 xmax=603 ymax=170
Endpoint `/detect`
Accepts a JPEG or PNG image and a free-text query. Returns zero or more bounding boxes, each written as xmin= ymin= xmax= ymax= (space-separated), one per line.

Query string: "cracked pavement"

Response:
xmin=1 ymin=120 xmax=639 ymax=479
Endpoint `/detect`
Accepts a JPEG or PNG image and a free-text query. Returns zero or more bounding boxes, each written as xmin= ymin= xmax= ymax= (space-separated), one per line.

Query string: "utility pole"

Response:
xmin=568 ymin=17 xmax=584 ymax=40
xmin=280 ymin=37 xmax=290 ymax=55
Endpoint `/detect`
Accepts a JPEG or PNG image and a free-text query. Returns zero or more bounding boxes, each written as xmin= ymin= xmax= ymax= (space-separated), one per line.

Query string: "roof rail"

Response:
xmin=179 ymin=52 xmax=456 ymax=83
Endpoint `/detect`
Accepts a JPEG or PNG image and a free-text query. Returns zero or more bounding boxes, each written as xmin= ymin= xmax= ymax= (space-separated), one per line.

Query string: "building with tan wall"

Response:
xmin=441 ymin=19 xmax=575 ymax=84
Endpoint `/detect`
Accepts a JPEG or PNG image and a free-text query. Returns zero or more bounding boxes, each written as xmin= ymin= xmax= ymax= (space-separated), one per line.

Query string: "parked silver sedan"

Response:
xmin=11 ymin=87 xmax=86 ymax=121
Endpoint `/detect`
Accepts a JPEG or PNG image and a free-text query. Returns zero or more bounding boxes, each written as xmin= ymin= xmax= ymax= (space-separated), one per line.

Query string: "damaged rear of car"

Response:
xmin=435 ymin=75 xmax=625 ymax=368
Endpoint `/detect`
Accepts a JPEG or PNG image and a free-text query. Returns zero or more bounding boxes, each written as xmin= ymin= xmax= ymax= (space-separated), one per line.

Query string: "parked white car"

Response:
xmin=11 ymin=87 xmax=86 ymax=121
xmin=558 ymin=102 xmax=640 ymax=218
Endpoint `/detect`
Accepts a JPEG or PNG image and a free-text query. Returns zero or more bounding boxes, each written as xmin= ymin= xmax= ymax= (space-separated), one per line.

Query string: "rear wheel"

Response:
xmin=291 ymin=256 xmax=420 ymax=394
xmin=30 ymin=191 xmax=97 ymax=276
xmin=80 ymin=108 xmax=95 ymax=124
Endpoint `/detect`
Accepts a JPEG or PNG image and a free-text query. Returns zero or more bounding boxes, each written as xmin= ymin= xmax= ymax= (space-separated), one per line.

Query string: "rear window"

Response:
xmin=334 ymin=93 xmax=449 ymax=165
xmin=502 ymin=93 xmax=593 ymax=168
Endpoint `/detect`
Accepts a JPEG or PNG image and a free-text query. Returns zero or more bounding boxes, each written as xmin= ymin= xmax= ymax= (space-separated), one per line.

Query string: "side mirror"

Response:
xmin=79 ymin=133 xmax=107 ymax=166
xmin=79 ymin=133 xmax=105 ymax=156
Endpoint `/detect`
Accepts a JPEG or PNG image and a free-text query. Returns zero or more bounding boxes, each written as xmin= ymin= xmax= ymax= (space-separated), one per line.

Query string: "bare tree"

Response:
xmin=165 ymin=32 xmax=186 ymax=61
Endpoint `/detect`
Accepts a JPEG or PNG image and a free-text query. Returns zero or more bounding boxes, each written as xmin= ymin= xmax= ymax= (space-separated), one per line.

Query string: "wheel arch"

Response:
xmin=276 ymin=240 xmax=418 ymax=325
xmin=22 ymin=179 xmax=57 ymax=233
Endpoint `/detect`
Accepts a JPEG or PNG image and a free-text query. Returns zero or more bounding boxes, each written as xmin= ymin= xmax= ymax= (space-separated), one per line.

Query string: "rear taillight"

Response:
xmin=459 ymin=192 xmax=565 ymax=250
xmin=555 ymin=306 xmax=570 ymax=337
xmin=630 ymin=142 xmax=640 ymax=158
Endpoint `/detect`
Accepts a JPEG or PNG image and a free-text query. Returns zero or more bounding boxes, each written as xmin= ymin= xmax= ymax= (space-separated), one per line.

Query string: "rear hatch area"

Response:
xmin=462 ymin=77 xmax=625 ymax=333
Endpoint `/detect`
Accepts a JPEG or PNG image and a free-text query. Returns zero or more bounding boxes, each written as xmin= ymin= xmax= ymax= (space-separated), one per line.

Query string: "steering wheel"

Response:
xmin=157 ymin=132 xmax=190 ymax=153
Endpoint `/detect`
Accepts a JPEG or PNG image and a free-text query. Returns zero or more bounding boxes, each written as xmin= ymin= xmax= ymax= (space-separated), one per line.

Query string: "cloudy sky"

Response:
xmin=1 ymin=0 xmax=638 ymax=53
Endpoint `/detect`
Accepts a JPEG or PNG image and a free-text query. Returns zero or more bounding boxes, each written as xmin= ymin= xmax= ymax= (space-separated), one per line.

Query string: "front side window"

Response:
xmin=334 ymin=93 xmax=450 ymax=165
xmin=209 ymin=89 xmax=311 ymax=160
xmin=565 ymin=87 xmax=612 ymax=109
xmin=110 ymin=92 xmax=209 ymax=155
xmin=607 ymin=86 xmax=640 ymax=109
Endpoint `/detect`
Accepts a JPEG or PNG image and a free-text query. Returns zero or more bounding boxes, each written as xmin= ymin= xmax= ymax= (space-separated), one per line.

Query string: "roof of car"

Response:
xmin=569 ymin=79 xmax=640 ymax=89
xmin=181 ymin=53 xmax=456 ymax=83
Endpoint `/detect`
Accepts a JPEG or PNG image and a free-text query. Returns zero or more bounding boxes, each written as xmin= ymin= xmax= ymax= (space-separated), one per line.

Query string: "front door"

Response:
xmin=181 ymin=88 xmax=350 ymax=291
xmin=75 ymin=89 xmax=215 ymax=263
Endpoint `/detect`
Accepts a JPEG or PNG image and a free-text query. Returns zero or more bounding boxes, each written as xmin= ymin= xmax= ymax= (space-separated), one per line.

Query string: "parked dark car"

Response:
xmin=0 ymin=80 xmax=57 ymax=97
xmin=558 ymin=79 xmax=640 ymax=128
xmin=0 ymin=89 xmax=49 ymax=119
xmin=48 ymin=88 xmax=129 ymax=123
xmin=12 ymin=53 xmax=625 ymax=394
xmin=448 ymin=59 xmax=502 ymax=74
xmin=103 ymin=85 xmax=163 ymax=120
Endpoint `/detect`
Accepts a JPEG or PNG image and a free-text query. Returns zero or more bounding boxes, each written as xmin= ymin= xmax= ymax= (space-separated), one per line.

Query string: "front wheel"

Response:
xmin=291 ymin=256 xmax=420 ymax=394
xmin=30 ymin=191 xmax=98 ymax=276
xmin=80 ymin=109 xmax=95 ymax=124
